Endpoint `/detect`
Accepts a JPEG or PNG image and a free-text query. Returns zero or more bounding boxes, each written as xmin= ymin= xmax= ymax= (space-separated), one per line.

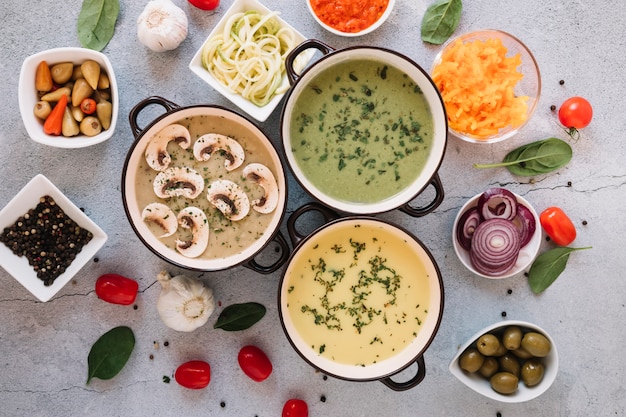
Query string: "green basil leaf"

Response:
xmin=214 ymin=302 xmax=266 ymax=331
xmin=77 ymin=0 xmax=120 ymax=51
xmin=528 ymin=246 xmax=591 ymax=294
xmin=474 ymin=138 xmax=572 ymax=176
xmin=421 ymin=0 xmax=463 ymax=45
xmin=87 ymin=326 xmax=135 ymax=384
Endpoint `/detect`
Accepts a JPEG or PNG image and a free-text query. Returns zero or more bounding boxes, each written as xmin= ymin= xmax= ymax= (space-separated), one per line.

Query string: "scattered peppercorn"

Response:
xmin=220 ymin=401 xmax=226 ymax=408
xmin=320 ymin=395 xmax=327 ymax=402
xmin=497 ymin=412 xmax=502 ymax=417
xmin=93 ymin=257 xmax=99 ymax=263
xmin=559 ymin=80 xmax=565 ymax=85
xmin=582 ymin=220 xmax=587 ymax=226
xmin=501 ymin=311 xmax=507 ymax=317
xmin=149 ymin=354 xmax=154 ymax=360
xmin=133 ymin=304 xmax=138 ymax=310
xmin=0 ymin=195 xmax=93 ymax=285
xmin=550 ymin=105 xmax=556 ymax=111
xmin=567 ymin=181 xmax=572 ymax=187
xmin=323 ymin=375 xmax=328 ymax=381
xmin=164 ymin=341 xmax=169 ymax=347
xmin=507 ymin=289 xmax=512 ymax=295
xmin=163 ymin=375 xmax=171 ymax=383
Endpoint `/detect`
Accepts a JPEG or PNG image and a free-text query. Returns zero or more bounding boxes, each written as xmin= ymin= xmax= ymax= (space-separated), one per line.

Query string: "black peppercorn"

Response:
xmin=501 ymin=311 xmax=507 ymax=317
xmin=550 ymin=105 xmax=556 ymax=111
xmin=559 ymin=80 xmax=565 ymax=85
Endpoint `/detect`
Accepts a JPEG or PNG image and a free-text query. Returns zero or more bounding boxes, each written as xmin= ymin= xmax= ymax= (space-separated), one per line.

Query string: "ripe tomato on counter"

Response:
xmin=238 ymin=345 xmax=273 ymax=382
xmin=188 ymin=0 xmax=220 ymax=10
xmin=539 ymin=206 xmax=577 ymax=246
xmin=95 ymin=274 xmax=138 ymax=305
xmin=559 ymin=96 xmax=592 ymax=138
xmin=175 ymin=360 xmax=211 ymax=389
xmin=282 ymin=399 xmax=308 ymax=417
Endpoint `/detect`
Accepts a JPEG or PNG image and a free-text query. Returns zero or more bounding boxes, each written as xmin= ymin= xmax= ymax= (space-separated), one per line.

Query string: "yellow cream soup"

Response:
xmin=285 ymin=221 xmax=431 ymax=366
xmin=135 ymin=115 xmax=278 ymax=259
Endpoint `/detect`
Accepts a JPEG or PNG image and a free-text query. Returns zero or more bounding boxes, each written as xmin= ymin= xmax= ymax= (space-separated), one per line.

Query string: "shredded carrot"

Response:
xmin=432 ymin=37 xmax=529 ymax=138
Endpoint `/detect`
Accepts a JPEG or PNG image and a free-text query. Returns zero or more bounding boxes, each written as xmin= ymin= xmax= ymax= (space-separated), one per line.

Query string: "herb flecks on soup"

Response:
xmin=289 ymin=60 xmax=434 ymax=204
xmin=285 ymin=222 xmax=430 ymax=366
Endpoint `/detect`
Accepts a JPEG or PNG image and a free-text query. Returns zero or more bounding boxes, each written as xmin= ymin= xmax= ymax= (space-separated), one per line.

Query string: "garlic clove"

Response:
xmin=137 ymin=0 xmax=188 ymax=53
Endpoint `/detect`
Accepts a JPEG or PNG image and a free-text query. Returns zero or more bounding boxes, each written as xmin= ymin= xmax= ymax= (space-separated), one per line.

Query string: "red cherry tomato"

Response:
xmin=188 ymin=0 xmax=220 ymax=10
xmin=175 ymin=360 xmax=211 ymax=389
xmin=539 ymin=207 xmax=577 ymax=246
xmin=80 ymin=98 xmax=97 ymax=115
xmin=282 ymin=399 xmax=308 ymax=417
xmin=95 ymin=274 xmax=138 ymax=305
xmin=238 ymin=345 xmax=273 ymax=382
xmin=558 ymin=96 xmax=592 ymax=130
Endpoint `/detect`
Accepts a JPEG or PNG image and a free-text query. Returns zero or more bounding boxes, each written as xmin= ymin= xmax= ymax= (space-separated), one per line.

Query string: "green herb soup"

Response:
xmin=289 ymin=59 xmax=434 ymax=203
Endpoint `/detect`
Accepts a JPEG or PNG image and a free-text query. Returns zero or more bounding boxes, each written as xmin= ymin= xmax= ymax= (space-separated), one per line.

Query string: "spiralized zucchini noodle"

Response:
xmin=201 ymin=11 xmax=298 ymax=107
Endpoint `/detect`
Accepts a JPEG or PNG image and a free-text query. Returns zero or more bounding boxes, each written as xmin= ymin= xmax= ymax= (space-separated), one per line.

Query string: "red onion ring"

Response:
xmin=469 ymin=218 xmax=521 ymax=276
xmin=477 ymin=188 xmax=518 ymax=221
xmin=511 ymin=203 xmax=536 ymax=248
xmin=456 ymin=207 xmax=480 ymax=251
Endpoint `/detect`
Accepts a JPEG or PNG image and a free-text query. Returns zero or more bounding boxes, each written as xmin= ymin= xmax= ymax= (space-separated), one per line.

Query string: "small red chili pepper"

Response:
xmin=95 ymin=274 xmax=139 ymax=305
xmin=539 ymin=206 xmax=577 ymax=246
xmin=43 ymin=94 xmax=67 ymax=136
xmin=80 ymin=97 xmax=97 ymax=115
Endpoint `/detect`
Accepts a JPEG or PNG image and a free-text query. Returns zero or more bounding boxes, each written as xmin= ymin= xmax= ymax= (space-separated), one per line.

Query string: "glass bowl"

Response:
xmin=431 ymin=30 xmax=541 ymax=143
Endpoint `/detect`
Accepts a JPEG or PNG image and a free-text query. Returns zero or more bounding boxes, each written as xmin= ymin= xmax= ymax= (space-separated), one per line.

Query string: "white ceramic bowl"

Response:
xmin=189 ymin=0 xmax=311 ymax=122
xmin=0 ymin=174 xmax=107 ymax=301
xmin=431 ymin=30 xmax=540 ymax=143
xmin=306 ymin=0 xmax=395 ymax=37
xmin=449 ymin=320 xmax=559 ymax=403
xmin=452 ymin=190 xmax=541 ymax=279
xmin=18 ymin=47 xmax=118 ymax=148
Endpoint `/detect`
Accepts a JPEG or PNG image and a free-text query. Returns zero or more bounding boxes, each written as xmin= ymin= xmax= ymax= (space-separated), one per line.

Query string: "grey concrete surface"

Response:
xmin=1 ymin=1 xmax=625 ymax=416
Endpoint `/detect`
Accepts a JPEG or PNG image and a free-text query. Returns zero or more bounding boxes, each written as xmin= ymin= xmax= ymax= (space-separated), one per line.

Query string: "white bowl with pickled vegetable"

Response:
xmin=18 ymin=47 xmax=118 ymax=148
xmin=189 ymin=0 xmax=312 ymax=122
xmin=452 ymin=188 xmax=541 ymax=279
xmin=449 ymin=320 xmax=558 ymax=403
xmin=431 ymin=30 xmax=540 ymax=143
xmin=0 ymin=174 xmax=107 ymax=302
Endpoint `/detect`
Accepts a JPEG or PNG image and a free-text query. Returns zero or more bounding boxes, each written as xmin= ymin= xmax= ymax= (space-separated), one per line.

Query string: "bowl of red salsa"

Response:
xmin=307 ymin=0 xmax=395 ymax=36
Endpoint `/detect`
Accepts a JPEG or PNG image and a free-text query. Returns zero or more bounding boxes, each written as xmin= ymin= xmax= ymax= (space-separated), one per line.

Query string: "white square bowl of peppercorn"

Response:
xmin=18 ymin=47 xmax=118 ymax=148
xmin=0 ymin=174 xmax=107 ymax=302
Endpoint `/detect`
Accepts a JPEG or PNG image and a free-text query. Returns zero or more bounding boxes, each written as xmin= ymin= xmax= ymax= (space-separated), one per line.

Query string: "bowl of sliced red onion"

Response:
xmin=453 ymin=188 xmax=541 ymax=279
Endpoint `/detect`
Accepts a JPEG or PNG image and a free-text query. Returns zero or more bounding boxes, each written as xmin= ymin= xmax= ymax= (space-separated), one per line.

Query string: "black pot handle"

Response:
xmin=399 ymin=173 xmax=445 ymax=218
xmin=287 ymin=202 xmax=340 ymax=247
xmin=285 ymin=39 xmax=334 ymax=86
xmin=128 ymin=96 xmax=180 ymax=139
xmin=243 ymin=230 xmax=290 ymax=274
xmin=379 ymin=355 xmax=426 ymax=391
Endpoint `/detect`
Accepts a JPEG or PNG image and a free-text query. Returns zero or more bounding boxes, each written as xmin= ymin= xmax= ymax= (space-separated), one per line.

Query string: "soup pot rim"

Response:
xmin=280 ymin=41 xmax=448 ymax=217
xmin=278 ymin=205 xmax=444 ymax=389
xmin=122 ymin=96 xmax=289 ymax=273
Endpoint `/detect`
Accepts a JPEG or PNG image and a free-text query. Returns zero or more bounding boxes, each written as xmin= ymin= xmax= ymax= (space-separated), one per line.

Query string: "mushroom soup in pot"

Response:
xmin=123 ymin=98 xmax=288 ymax=272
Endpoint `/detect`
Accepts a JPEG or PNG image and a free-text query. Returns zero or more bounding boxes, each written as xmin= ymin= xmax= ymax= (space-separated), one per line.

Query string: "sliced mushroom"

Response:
xmin=207 ymin=179 xmax=250 ymax=221
xmin=193 ymin=133 xmax=245 ymax=171
xmin=145 ymin=124 xmax=192 ymax=171
xmin=141 ymin=202 xmax=178 ymax=237
xmin=175 ymin=206 xmax=209 ymax=258
xmin=153 ymin=166 xmax=204 ymax=199
xmin=243 ymin=163 xmax=279 ymax=214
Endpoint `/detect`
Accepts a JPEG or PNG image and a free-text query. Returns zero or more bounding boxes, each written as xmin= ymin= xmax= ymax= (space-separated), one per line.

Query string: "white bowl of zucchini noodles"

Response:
xmin=189 ymin=0 xmax=311 ymax=122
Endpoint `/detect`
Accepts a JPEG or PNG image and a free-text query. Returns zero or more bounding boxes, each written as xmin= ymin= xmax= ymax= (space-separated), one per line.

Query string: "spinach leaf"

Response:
xmin=421 ymin=0 xmax=463 ymax=45
xmin=77 ymin=0 xmax=120 ymax=51
xmin=473 ymin=138 xmax=572 ymax=176
xmin=87 ymin=326 xmax=135 ymax=384
xmin=214 ymin=302 xmax=266 ymax=331
xmin=528 ymin=246 xmax=592 ymax=294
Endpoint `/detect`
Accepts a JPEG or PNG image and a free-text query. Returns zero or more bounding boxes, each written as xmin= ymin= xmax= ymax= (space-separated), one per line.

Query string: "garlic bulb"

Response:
xmin=156 ymin=271 xmax=215 ymax=332
xmin=137 ymin=0 xmax=188 ymax=52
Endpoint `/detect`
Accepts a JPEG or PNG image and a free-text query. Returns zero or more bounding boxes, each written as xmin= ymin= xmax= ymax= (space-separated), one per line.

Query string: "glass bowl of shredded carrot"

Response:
xmin=431 ymin=30 xmax=541 ymax=143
